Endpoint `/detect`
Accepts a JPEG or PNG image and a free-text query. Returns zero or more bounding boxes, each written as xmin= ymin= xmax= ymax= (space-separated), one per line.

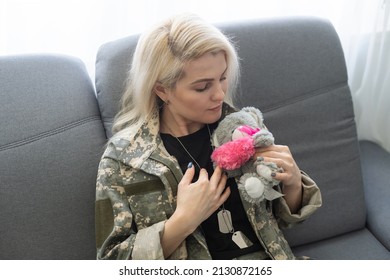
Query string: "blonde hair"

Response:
xmin=112 ymin=13 xmax=240 ymax=139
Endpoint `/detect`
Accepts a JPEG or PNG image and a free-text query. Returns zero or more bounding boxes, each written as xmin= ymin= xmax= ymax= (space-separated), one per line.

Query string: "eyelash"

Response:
xmin=195 ymin=83 xmax=211 ymax=92
xmin=195 ymin=77 xmax=227 ymax=93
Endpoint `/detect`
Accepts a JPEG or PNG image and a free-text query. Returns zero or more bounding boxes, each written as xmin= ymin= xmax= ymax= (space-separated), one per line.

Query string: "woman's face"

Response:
xmin=159 ymin=51 xmax=228 ymax=134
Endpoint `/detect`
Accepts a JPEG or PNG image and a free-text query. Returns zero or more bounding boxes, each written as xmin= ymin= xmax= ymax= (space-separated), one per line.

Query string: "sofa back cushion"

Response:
xmin=96 ymin=36 xmax=139 ymax=138
xmin=94 ymin=17 xmax=366 ymax=247
xmin=0 ymin=55 xmax=107 ymax=259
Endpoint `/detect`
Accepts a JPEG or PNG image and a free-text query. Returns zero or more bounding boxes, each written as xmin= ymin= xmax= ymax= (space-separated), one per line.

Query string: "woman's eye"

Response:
xmin=195 ymin=83 xmax=211 ymax=92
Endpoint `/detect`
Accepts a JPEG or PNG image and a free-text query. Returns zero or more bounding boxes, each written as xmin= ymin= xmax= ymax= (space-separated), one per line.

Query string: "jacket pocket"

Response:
xmin=126 ymin=179 xmax=170 ymax=230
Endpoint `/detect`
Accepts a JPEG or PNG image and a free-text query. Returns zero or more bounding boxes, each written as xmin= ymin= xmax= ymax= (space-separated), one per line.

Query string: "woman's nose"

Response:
xmin=212 ymin=83 xmax=226 ymax=101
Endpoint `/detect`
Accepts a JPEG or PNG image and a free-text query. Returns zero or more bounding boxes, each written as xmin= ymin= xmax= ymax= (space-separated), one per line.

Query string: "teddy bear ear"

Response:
xmin=241 ymin=106 xmax=264 ymax=126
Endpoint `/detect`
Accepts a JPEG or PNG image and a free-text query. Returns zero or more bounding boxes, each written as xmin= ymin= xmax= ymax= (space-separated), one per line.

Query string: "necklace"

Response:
xmin=169 ymin=125 xmax=212 ymax=171
xmin=164 ymin=122 xmax=253 ymax=249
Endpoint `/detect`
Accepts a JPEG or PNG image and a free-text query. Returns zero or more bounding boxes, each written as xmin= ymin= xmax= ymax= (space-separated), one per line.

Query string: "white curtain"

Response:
xmin=342 ymin=0 xmax=390 ymax=153
xmin=1 ymin=0 xmax=389 ymax=152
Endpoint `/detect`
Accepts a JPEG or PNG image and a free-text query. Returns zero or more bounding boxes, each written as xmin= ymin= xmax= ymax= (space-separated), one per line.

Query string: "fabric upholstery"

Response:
xmin=360 ymin=140 xmax=390 ymax=250
xmin=95 ymin=36 xmax=139 ymax=138
xmin=292 ymin=228 xmax=390 ymax=260
xmin=0 ymin=55 xmax=107 ymax=259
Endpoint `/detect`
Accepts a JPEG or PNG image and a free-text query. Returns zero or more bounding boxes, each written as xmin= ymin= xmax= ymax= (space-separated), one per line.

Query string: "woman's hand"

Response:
xmin=255 ymin=145 xmax=301 ymax=189
xmin=161 ymin=165 xmax=230 ymax=258
xmin=255 ymin=145 xmax=302 ymax=213
xmin=175 ymin=165 xmax=230 ymax=231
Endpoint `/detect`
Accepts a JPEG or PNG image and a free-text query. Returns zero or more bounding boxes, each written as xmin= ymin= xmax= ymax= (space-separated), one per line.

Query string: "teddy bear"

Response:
xmin=210 ymin=106 xmax=284 ymax=204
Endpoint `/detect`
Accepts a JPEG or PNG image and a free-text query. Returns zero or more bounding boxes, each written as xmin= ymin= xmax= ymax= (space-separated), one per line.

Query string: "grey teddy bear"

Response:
xmin=211 ymin=106 xmax=284 ymax=204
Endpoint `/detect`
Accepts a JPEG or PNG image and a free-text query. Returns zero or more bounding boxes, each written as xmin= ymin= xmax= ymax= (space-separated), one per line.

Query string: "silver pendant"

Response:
xmin=217 ymin=209 xmax=233 ymax=233
xmin=232 ymin=231 xmax=253 ymax=249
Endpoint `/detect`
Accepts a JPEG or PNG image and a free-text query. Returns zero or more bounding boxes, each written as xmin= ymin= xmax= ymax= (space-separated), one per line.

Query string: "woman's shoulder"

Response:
xmin=102 ymin=122 xmax=160 ymax=169
xmin=102 ymin=137 xmax=131 ymax=161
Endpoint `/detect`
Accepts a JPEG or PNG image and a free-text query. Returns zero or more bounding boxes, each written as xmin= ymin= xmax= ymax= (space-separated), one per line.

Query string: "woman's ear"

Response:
xmin=154 ymin=82 xmax=168 ymax=102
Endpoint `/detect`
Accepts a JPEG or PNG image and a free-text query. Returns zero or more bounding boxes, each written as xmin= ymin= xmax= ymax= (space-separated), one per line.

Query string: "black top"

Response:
xmin=160 ymin=123 xmax=262 ymax=259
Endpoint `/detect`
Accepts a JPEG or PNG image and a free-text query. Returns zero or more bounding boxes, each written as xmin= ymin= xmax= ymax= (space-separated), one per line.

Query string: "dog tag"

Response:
xmin=232 ymin=231 xmax=253 ymax=249
xmin=217 ymin=209 xmax=233 ymax=233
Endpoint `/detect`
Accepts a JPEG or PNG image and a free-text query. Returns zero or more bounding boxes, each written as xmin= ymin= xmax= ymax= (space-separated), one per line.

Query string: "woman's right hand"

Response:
xmin=175 ymin=164 xmax=231 ymax=232
xmin=161 ymin=165 xmax=230 ymax=258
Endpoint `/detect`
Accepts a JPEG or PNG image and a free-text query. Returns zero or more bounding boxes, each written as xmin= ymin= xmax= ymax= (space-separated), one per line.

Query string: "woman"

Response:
xmin=95 ymin=13 xmax=322 ymax=260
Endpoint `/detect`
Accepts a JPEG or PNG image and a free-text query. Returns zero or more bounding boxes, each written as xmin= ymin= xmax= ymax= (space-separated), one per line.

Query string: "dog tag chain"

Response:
xmin=217 ymin=207 xmax=253 ymax=249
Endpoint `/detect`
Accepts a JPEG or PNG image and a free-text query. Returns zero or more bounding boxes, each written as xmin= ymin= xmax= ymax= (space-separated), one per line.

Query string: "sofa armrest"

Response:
xmin=359 ymin=140 xmax=390 ymax=250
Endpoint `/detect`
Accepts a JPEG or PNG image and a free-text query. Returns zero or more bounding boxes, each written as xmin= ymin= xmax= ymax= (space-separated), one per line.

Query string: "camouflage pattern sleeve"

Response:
xmin=274 ymin=171 xmax=322 ymax=228
xmin=96 ymin=156 xmax=167 ymax=259
xmin=96 ymin=156 xmax=135 ymax=259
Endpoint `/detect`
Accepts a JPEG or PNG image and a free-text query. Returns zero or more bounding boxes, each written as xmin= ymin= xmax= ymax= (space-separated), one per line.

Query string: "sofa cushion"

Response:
xmin=292 ymin=228 xmax=390 ymax=260
xmin=0 ymin=55 xmax=107 ymax=259
xmin=95 ymin=36 xmax=139 ymax=138
xmin=360 ymin=140 xmax=390 ymax=250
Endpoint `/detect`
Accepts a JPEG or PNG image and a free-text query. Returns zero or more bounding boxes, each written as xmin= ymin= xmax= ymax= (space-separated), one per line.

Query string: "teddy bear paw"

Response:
xmin=244 ymin=176 xmax=265 ymax=199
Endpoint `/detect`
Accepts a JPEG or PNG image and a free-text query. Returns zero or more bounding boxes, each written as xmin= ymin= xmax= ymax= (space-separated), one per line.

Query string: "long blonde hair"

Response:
xmin=112 ymin=13 xmax=240 ymax=139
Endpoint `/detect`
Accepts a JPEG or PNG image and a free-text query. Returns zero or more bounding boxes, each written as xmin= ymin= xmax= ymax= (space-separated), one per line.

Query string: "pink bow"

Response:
xmin=237 ymin=125 xmax=260 ymax=136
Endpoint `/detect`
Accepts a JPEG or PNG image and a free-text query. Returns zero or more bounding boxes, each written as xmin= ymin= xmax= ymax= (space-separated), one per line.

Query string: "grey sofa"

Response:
xmin=1 ymin=16 xmax=389 ymax=260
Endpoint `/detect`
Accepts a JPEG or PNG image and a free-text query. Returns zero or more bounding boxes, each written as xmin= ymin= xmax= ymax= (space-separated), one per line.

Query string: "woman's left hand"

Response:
xmin=254 ymin=144 xmax=302 ymax=191
xmin=255 ymin=145 xmax=303 ymax=213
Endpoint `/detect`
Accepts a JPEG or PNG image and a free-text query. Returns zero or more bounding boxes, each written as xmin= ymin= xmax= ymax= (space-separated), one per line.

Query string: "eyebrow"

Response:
xmin=190 ymin=78 xmax=214 ymax=85
xmin=190 ymin=67 xmax=228 ymax=85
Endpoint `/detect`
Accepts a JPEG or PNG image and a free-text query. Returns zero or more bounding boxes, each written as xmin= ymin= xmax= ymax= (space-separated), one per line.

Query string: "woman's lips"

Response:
xmin=209 ymin=104 xmax=222 ymax=111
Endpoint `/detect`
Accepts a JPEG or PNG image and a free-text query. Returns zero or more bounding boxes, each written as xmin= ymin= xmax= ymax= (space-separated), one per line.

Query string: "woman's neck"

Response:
xmin=160 ymin=107 xmax=204 ymax=137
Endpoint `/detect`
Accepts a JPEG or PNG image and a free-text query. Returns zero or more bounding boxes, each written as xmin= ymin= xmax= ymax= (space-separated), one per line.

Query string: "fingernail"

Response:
xmin=187 ymin=162 xmax=193 ymax=169
xmin=271 ymin=172 xmax=276 ymax=177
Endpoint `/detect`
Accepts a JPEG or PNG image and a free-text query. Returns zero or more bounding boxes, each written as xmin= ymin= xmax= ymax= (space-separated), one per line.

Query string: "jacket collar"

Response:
xmin=115 ymin=108 xmax=164 ymax=169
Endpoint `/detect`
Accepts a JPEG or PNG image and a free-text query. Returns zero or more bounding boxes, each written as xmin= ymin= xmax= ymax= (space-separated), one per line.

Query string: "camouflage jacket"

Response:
xmin=95 ymin=104 xmax=322 ymax=260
